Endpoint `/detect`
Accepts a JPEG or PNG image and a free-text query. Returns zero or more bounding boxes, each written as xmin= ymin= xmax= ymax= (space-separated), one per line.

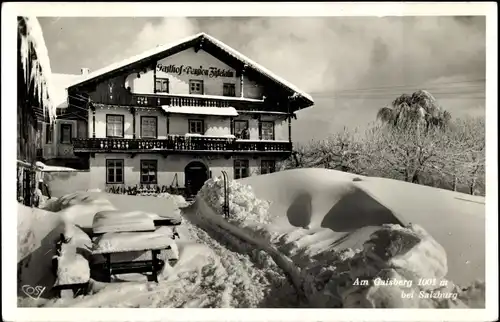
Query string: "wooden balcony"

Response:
xmin=132 ymin=94 xmax=266 ymax=110
xmin=73 ymin=136 xmax=292 ymax=155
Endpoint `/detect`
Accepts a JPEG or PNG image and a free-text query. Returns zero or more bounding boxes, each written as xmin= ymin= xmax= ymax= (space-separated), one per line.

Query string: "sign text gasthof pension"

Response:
xmin=156 ymin=64 xmax=235 ymax=78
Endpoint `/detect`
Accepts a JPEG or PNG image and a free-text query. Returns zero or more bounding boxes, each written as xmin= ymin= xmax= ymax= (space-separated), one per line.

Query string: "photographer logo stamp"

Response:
xmin=21 ymin=285 xmax=46 ymax=300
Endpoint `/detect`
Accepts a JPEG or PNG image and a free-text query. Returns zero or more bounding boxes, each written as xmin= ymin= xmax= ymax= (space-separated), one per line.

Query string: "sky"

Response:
xmin=39 ymin=16 xmax=486 ymax=143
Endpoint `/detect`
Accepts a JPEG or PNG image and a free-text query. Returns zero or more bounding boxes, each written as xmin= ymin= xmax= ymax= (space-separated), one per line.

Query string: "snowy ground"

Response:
xmin=17 ymin=168 xmax=486 ymax=308
xmin=18 ymin=191 xmax=297 ymax=308
xmin=199 ymin=168 xmax=486 ymax=308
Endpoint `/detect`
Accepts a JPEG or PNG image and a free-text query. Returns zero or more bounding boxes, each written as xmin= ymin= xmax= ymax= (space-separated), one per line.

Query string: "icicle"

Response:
xmin=19 ymin=17 xmax=57 ymax=124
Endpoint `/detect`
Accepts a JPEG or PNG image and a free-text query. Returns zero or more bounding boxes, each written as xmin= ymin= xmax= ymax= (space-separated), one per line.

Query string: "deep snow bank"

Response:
xmin=197 ymin=173 xmax=485 ymax=308
xmin=17 ymin=205 xmax=65 ymax=300
xmin=239 ymin=168 xmax=485 ymax=286
xmin=20 ymin=191 xmax=235 ymax=308
xmin=194 ymin=196 xmax=305 ymax=301
xmin=300 ymin=224 xmax=485 ymax=308
xmin=199 ymin=177 xmax=272 ymax=225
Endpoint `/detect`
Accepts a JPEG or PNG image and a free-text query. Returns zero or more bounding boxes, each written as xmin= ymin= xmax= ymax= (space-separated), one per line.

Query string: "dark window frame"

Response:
xmin=234 ymin=159 xmax=250 ymax=179
xmin=59 ymin=123 xmax=73 ymax=144
xmin=260 ymin=120 xmax=275 ymax=140
xmin=261 ymin=160 xmax=276 ymax=174
xmin=140 ymin=116 xmax=158 ymax=138
xmin=188 ymin=119 xmax=205 ymax=134
xmin=45 ymin=123 xmax=53 ymax=144
xmin=189 ymin=79 xmax=204 ymax=95
xmin=234 ymin=120 xmax=249 ymax=139
xmin=140 ymin=159 xmax=158 ymax=185
xmin=106 ymin=159 xmax=124 ymax=184
xmin=223 ymin=83 xmax=236 ymax=97
xmin=106 ymin=114 xmax=125 ymax=138
xmin=155 ymin=78 xmax=170 ymax=93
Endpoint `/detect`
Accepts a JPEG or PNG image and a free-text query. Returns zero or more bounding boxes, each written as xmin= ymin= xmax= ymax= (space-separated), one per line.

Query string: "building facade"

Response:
xmin=40 ymin=73 xmax=88 ymax=169
xmin=17 ymin=16 xmax=57 ymax=205
xmin=61 ymin=33 xmax=314 ymax=195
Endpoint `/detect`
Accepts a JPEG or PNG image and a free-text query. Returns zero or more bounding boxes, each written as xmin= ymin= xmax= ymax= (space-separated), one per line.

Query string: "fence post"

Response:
xmin=221 ymin=171 xmax=229 ymax=218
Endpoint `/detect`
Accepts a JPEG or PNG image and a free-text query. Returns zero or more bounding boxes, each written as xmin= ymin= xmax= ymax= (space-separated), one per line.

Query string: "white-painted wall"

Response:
xmin=124 ymin=48 xmax=263 ymax=99
xmin=89 ymin=153 xmax=271 ymax=190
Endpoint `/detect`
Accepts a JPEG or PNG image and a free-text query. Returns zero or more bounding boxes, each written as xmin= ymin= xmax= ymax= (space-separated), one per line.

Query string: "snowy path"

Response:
xmin=180 ymin=204 xmax=300 ymax=308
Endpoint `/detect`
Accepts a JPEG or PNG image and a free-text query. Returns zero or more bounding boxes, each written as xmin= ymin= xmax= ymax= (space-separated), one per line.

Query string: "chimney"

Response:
xmin=81 ymin=68 xmax=90 ymax=76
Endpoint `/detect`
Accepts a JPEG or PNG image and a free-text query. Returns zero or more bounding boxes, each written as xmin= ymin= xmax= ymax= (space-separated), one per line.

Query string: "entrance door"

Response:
xmin=184 ymin=161 xmax=209 ymax=197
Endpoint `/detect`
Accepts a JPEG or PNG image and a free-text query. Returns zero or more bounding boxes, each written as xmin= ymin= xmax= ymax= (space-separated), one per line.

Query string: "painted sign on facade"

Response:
xmin=156 ymin=64 xmax=235 ymax=78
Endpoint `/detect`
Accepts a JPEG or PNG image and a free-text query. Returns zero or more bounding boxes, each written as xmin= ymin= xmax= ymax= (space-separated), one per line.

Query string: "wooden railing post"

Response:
xmin=239 ymin=65 xmax=247 ymax=98
xmin=131 ymin=107 xmax=136 ymax=139
xmin=91 ymin=105 xmax=96 ymax=138
xmin=166 ymin=113 xmax=170 ymax=135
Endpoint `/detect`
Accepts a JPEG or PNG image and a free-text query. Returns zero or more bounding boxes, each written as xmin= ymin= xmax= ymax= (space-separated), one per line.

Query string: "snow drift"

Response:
xmin=18 ymin=191 xmax=219 ymax=308
xmin=198 ymin=169 xmax=486 ymax=308
xmin=17 ymin=205 xmax=65 ymax=298
xmin=239 ymin=168 xmax=485 ymax=286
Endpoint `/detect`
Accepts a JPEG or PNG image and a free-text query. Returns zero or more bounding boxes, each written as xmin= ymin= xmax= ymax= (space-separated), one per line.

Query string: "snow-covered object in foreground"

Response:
xmin=92 ymin=211 xmax=156 ymax=234
xmin=198 ymin=177 xmax=271 ymax=225
xmin=157 ymin=193 xmax=189 ymax=208
xmin=92 ymin=230 xmax=175 ymax=254
xmin=17 ymin=205 xmax=65 ymax=292
xmin=163 ymin=242 xmax=179 ymax=261
xmin=55 ymin=245 xmax=90 ymax=286
xmin=63 ymin=223 xmax=92 ymax=251
xmin=300 ymin=223 xmax=484 ymax=308
xmin=93 ymin=250 xmax=154 ymax=265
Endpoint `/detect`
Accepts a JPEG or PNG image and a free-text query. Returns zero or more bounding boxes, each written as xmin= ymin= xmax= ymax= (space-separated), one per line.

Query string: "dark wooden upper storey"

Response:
xmin=66 ymin=33 xmax=314 ymax=118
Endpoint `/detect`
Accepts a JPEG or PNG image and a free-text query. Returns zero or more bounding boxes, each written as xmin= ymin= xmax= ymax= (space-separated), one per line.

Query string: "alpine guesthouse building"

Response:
xmin=57 ymin=33 xmax=315 ymax=196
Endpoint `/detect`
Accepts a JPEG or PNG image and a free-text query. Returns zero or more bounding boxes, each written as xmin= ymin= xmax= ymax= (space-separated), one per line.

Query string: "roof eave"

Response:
xmin=67 ymin=32 xmax=313 ymax=103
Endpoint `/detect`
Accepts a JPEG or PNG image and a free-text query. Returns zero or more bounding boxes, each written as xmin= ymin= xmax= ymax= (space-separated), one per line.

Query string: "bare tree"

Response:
xmin=306 ymin=127 xmax=370 ymax=175
xmin=366 ymin=123 xmax=451 ymax=184
xmin=439 ymin=117 xmax=486 ymax=195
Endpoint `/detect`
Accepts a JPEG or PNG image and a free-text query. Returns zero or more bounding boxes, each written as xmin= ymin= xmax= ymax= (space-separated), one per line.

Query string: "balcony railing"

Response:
xmin=132 ymin=94 xmax=266 ymax=110
xmin=73 ymin=136 xmax=292 ymax=154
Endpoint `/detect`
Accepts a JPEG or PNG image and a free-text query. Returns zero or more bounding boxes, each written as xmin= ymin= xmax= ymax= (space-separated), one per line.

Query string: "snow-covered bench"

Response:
xmin=92 ymin=210 xmax=181 ymax=236
xmin=91 ymin=231 xmax=178 ymax=283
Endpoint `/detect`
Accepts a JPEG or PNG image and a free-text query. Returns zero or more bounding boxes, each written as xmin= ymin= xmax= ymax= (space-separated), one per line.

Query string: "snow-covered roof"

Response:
xmin=202 ymin=33 xmax=314 ymax=103
xmin=162 ymin=106 xmax=239 ymax=117
xmin=68 ymin=33 xmax=204 ymax=88
xmin=68 ymin=32 xmax=314 ymax=104
xmin=19 ymin=17 xmax=57 ymax=122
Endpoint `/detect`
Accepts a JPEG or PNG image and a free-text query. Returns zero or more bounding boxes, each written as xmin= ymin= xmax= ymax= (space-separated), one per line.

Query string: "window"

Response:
xmin=260 ymin=121 xmax=275 ymax=140
xmin=234 ymin=160 xmax=249 ymax=179
xmin=223 ymin=83 xmax=236 ymax=97
xmin=60 ymin=124 xmax=72 ymax=144
xmin=189 ymin=119 xmax=204 ymax=134
xmin=106 ymin=115 xmax=124 ymax=138
xmin=155 ymin=78 xmax=169 ymax=93
xmin=141 ymin=116 xmax=157 ymax=138
xmin=106 ymin=159 xmax=124 ymax=184
xmin=140 ymin=160 xmax=158 ymax=184
xmin=234 ymin=120 xmax=249 ymax=139
xmin=189 ymin=80 xmax=204 ymax=94
xmin=45 ymin=124 xmax=53 ymax=144
xmin=261 ymin=160 xmax=276 ymax=175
